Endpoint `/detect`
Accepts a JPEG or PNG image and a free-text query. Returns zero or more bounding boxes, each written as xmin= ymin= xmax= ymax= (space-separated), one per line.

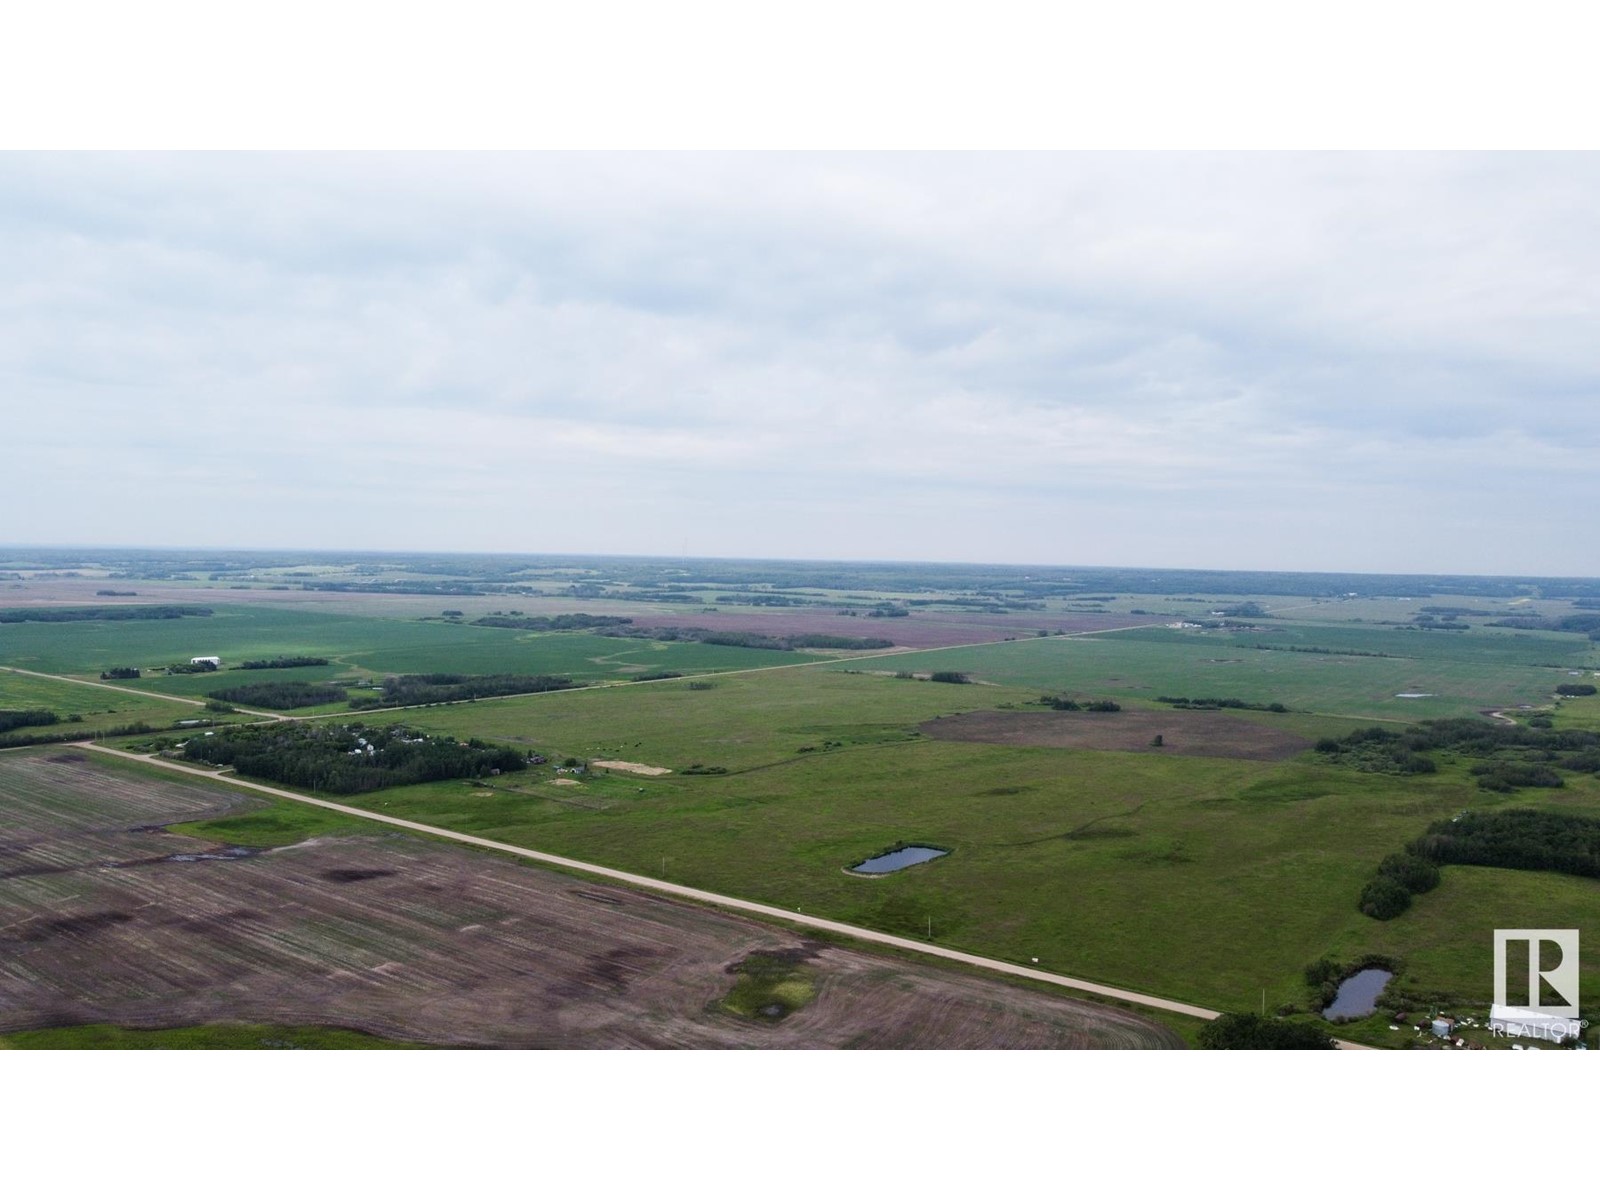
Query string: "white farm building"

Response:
xmin=1488 ymin=1005 xmax=1581 ymax=1044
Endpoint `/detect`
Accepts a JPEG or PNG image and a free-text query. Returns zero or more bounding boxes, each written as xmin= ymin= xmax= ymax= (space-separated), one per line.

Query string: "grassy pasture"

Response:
xmin=313 ymin=667 xmax=1600 ymax=1018
xmin=0 ymin=670 xmax=208 ymax=728
xmin=839 ymin=621 xmax=1591 ymax=720
xmin=11 ymin=575 xmax=1599 ymax=1037
xmin=352 ymin=667 xmax=1041 ymax=771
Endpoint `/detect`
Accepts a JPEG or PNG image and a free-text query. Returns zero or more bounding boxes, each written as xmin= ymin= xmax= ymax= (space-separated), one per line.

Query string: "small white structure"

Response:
xmin=190 ymin=656 xmax=221 ymax=667
xmin=1489 ymin=1004 xmax=1578 ymax=1044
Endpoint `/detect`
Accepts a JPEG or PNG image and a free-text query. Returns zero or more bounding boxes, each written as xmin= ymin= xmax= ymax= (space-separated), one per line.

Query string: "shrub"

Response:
xmin=1198 ymin=1013 xmax=1335 ymax=1050
xmin=1358 ymin=876 xmax=1413 ymax=920
xmin=1377 ymin=852 xmax=1440 ymax=895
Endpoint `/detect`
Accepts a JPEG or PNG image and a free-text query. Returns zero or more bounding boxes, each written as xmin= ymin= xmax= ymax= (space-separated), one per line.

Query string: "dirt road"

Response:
xmin=79 ymin=742 xmax=1373 ymax=1046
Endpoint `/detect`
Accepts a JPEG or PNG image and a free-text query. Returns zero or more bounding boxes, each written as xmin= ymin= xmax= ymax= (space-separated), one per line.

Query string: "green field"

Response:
xmin=227 ymin=663 xmax=1596 ymax=1023
xmin=10 ymin=554 xmax=1600 ymax=1045
xmin=840 ymin=622 xmax=1595 ymax=721
xmin=0 ymin=669 xmax=231 ymax=735
xmin=0 ymin=605 xmax=816 ymax=691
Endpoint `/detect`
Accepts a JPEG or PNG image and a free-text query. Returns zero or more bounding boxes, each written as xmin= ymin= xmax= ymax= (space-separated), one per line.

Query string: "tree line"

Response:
xmin=0 ymin=604 xmax=212 ymax=623
xmin=180 ymin=723 xmax=529 ymax=794
xmin=348 ymin=673 xmax=580 ymax=708
xmin=1316 ymin=718 xmax=1600 ymax=785
xmin=207 ymin=681 xmax=350 ymax=709
xmin=1156 ymin=695 xmax=1288 ymax=712
xmin=0 ymin=709 xmax=58 ymax=734
xmin=1039 ymin=695 xmax=1121 ymax=711
xmin=472 ymin=613 xmax=634 ymax=631
xmin=602 ymin=626 xmax=891 ymax=651
xmin=1359 ymin=809 xmax=1600 ymax=920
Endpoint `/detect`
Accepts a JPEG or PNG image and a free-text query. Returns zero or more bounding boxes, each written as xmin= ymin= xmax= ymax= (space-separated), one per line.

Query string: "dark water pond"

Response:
xmin=849 ymin=845 xmax=949 ymax=874
xmin=1322 ymin=968 xmax=1393 ymax=1019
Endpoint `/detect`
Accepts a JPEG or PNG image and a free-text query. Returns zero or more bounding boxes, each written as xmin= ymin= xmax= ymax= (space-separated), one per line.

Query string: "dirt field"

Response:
xmin=0 ymin=751 xmax=1182 ymax=1048
xmin=920 ymin=708 xmax=1314 ymax=761
xmin=592 ymin=759 xmax=672 ymax=775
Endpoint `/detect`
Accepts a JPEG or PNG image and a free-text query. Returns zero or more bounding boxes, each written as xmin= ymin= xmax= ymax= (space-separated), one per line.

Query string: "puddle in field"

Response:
xmin=849 ymin=845 xmax=949 ymax=874
xmin=161 ymin=846 xmax=264 ymax=864
xmin=1322 ymin=969 xmax=1393 ymax=1019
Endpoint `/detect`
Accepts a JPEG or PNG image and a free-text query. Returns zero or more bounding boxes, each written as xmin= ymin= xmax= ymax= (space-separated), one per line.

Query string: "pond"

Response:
xmin=849 ymin=845 xmax=949 ymax=874
xmin=1322 ymin=968 xmax=1393 ymax=1019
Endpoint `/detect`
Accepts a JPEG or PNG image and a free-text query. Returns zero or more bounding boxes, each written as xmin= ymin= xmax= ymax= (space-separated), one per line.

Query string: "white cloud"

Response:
xmin=2 ymin=152 xmax=1597 ymax=574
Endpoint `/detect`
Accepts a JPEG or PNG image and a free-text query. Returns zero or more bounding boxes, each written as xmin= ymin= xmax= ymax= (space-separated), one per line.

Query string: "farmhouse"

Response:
xmin=190 ymin=656 xmax=221 ymax=667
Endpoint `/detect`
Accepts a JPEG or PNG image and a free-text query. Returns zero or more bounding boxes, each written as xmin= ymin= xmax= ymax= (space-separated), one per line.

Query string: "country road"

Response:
xmin=0 ymin=665 xmax=284 ymax=720
xmin=78 ymin=741 xmax=1374 ymax=1048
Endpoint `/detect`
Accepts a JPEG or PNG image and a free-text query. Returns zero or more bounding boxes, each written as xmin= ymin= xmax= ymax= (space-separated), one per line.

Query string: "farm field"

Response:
xmin=9 ymin=549 xmax=1600 ymax=1048
xmin=0 ymin=605 xmax=826 ymax=688
xmin=275 ymin=668 xmax=1600 ymax=1021
xmin=0 ymin=749 xmax=1182 ymax=1049
xmin=843 ymin=622 xmax=1597 ymax=721
xmin=0 ymin=669 xmax=216 ymax=731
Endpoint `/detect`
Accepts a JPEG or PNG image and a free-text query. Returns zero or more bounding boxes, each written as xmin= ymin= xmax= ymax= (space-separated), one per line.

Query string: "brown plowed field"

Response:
xmin=921 ymin=708 xmax=1314 ymax=761
xmin=0 ymin=751 xmax=1181 ymax=1048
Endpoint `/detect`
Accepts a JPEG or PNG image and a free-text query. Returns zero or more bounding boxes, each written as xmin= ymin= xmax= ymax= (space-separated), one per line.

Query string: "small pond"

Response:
xmin=849 ymin=845 xmax=949 ymax=875
xmin=1322 ymin=968 xmax=1393 ymax=1019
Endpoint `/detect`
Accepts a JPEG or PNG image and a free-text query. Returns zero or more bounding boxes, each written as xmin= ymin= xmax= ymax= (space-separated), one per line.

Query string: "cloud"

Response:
xmin=1 ymin=152 xmax=1597 ymax=574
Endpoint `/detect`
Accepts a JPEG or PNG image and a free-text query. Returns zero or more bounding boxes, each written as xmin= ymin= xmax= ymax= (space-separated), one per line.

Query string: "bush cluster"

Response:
xmin=1198 ymin=1013 xmax=1335 ymax=1050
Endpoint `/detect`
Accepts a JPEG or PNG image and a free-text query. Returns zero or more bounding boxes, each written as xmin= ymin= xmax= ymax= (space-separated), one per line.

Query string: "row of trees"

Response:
xmin=472 ymin=613 xmax=634 ymax=631
xmin=1316 ymin=718 xmax=1600 ymax=784
xmin=349 ymin=673 xmax=579 ymax=708
xmin=0 ymin=709 xmax=58 ymax=734
xmin=1198 ymin=1013 xmax=1334 ymax=1049
xmin=1412 ymin=809 xmax=1600 ymax=879
xmin=1156 ymin=695 xmax=1288 ymax=712
xmin=1359 ymin=809 xmax=1600 ymax=921
xmin=0 ymin=604 xmax=212 ymax=623
xmin=602 ymin=625 xmax=891 ymax=651
xmin=207 ymin=681 xmax=350 ymax=709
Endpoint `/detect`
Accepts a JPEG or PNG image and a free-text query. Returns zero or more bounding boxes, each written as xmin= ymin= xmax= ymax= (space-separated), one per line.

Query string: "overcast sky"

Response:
xmin=3 ymin=152 xmax=1597 ymax=575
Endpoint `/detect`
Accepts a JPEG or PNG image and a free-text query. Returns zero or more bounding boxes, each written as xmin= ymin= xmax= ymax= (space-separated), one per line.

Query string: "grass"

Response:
xmin=168 ymin=798 xmax=376 ymax=848
xmin=718 ymin=951 xmax=818 ymax=1020
xmin=0 ymin=1023 xmax=432 ymax=1049
xmin=0 ymin=604 xmax=814 ymax=684
xmin=350 ymin=666 xmax=1041 ymax=772
xmin=12 ymin=585 xmax=1599 ymax=1041
xmin=0 ymin=669 xmax=213 ymax=729
xmin=305 ymin=666 xmax=1600 ymax=1019
xmin=839 ymin=619 xmax=1595 ymax=721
